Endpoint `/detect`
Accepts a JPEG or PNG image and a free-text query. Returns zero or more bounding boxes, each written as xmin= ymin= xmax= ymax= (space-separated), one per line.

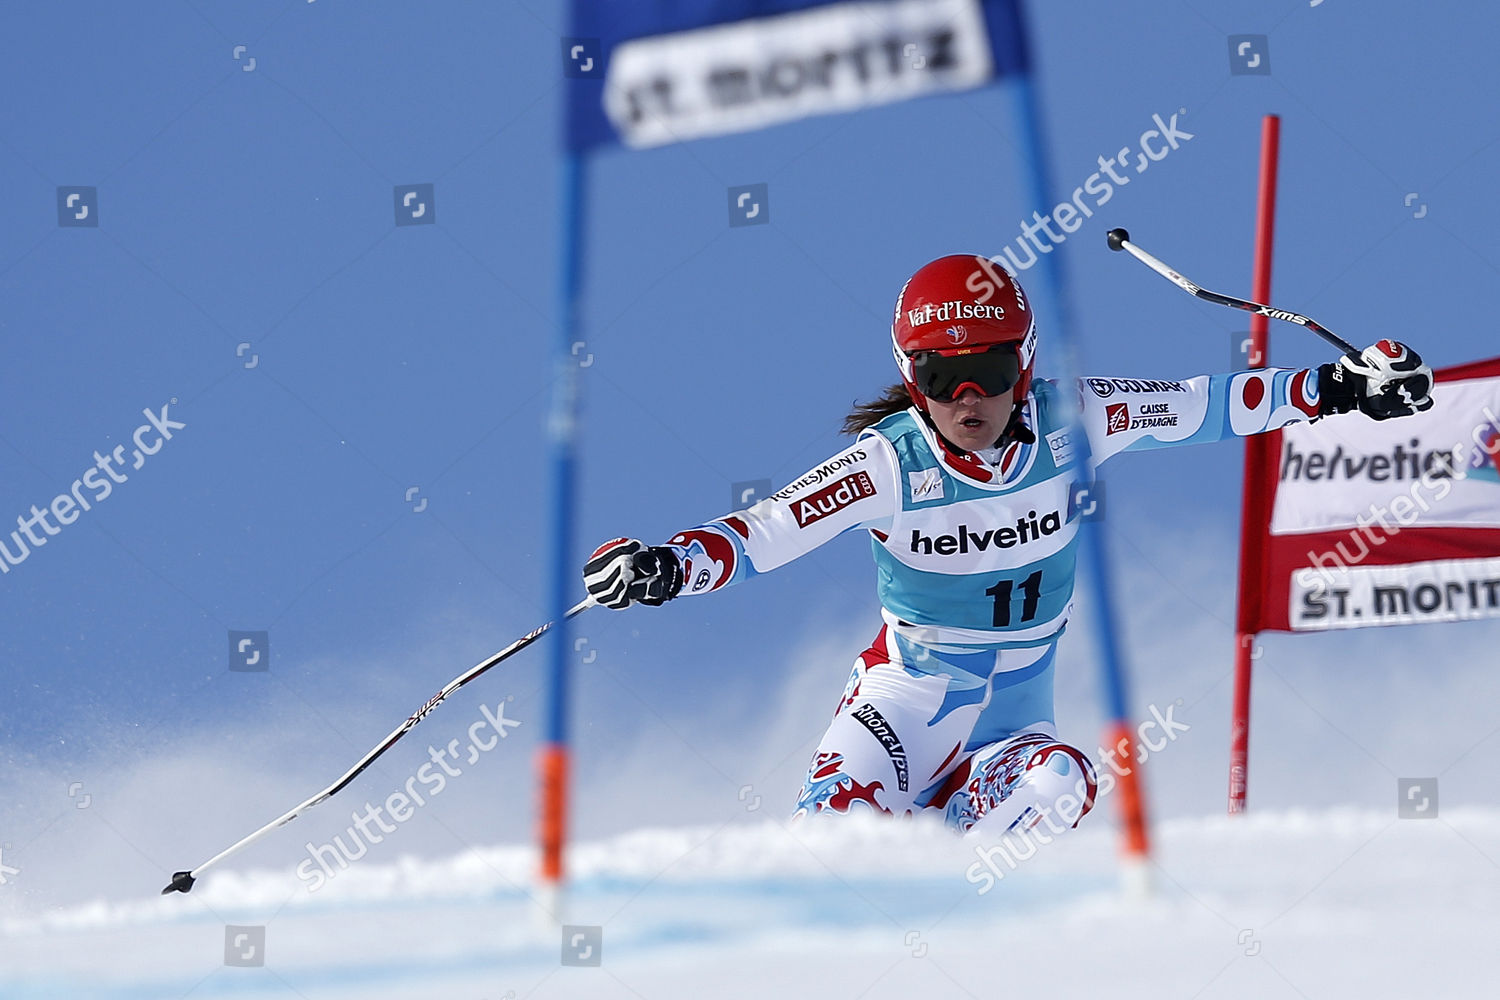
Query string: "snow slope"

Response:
xmin=2 ymin=807 xmax=1496 ymax=999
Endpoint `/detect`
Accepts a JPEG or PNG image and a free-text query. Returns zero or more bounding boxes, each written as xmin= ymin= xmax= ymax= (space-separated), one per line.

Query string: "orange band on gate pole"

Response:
xmin=537 ymin=743 xmax=569 ymax=882
xmin=1105 ymin=722 xmax=1150 ymax=857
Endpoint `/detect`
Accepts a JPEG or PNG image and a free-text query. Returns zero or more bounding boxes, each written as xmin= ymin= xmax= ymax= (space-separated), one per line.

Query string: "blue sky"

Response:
xmin=3 ymin=0 xmax=1500 ymax=909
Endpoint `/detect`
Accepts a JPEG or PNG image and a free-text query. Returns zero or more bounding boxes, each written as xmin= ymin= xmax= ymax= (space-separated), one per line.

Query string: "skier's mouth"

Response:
xmin=960 ymin=417 xmax=984 ymax=429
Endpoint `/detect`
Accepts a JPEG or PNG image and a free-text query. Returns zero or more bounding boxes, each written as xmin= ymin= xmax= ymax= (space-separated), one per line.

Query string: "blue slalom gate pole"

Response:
xmin=1009 ymin=62 xmax=1152 ymax=868
xmin=539 ymin=149 xmax=589 ymax=887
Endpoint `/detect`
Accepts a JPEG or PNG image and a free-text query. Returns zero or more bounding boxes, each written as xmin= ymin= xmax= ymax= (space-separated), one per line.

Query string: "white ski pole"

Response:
xmin=1106 ymin=227 xmax=1362 ymax=361
xmin=162 ymin=596 xmax=595 ymax=894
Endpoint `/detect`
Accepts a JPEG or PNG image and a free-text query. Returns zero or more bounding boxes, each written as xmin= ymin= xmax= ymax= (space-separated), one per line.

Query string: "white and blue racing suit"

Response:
xmin=660 ymin=368 xmax=1326 ymax=835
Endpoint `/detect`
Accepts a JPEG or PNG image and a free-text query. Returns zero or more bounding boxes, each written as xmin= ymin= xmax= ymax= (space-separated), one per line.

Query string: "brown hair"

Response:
xmin=842 ymin=383 xmax=915 ymax=435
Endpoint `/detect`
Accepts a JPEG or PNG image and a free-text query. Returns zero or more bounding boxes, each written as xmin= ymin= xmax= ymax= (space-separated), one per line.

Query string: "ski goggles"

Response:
xmin=909 ymin=344 xmax=1022 ymax=402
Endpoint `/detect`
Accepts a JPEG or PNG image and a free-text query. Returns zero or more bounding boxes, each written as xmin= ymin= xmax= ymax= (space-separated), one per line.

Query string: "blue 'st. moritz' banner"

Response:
xmin=564 ymin=0 xmax=1029 ymax=152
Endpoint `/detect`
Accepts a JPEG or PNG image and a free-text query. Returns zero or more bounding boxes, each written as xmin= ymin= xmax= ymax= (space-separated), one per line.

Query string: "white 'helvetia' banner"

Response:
xmin=1251 ymin=357 xmax=1500 ymax=632
xmin=564 ymin=0 xmax=1029 ymax=152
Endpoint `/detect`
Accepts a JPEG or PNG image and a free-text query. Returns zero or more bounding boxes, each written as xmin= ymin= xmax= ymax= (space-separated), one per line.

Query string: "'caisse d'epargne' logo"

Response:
xmin=1105 ymin=403 xmax=1130 ymax=435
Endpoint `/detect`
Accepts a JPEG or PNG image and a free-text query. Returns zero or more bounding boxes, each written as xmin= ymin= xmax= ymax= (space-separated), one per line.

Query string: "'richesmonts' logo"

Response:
xmin=770 ymin=449 xmax=868 ymax=502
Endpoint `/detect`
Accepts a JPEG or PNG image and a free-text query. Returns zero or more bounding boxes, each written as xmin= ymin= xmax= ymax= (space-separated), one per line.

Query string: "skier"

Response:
xmin=582 ymin=254 xmax=1434 ymax=839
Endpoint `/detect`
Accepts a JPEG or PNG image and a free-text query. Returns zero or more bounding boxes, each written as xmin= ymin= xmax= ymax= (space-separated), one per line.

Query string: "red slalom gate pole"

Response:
xmin=1229 ymin=114 xmax=1281 ymax=814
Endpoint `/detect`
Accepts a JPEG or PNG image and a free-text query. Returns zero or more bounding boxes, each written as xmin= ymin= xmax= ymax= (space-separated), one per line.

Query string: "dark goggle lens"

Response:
xmin=911 ymin=347 xmax=1021 ymax=402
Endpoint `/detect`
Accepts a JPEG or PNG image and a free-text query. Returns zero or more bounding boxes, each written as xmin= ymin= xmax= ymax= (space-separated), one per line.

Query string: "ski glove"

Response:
xmin=1317 ymin=340 xmax=1434 ymax=421
xmin=583 ymin=537 xmax=684 ymax=610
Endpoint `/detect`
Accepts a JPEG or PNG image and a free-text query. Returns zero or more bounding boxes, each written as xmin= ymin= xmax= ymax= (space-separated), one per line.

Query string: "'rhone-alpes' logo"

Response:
xmin=850 ymin=703 xmax=909 ymax=792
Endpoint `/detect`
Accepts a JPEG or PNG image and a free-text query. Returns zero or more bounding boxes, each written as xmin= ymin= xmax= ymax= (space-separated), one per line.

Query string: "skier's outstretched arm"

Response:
xmin=1080 ymin=338 xmax=1434 ymax=466
xmin=584 ymin=436 xmax=898 ymax=610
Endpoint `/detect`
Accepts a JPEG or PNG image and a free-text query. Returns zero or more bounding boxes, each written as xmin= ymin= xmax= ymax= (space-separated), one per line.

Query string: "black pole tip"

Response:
xmin=1106 ymin=228 xmax=1130 ymax=252
xmin=161 ymin=870 xmax=196 ymax=895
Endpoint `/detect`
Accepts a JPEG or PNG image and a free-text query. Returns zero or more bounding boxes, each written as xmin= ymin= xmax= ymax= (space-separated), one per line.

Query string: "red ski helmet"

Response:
xmin=891 ymin=254 xmax=1036 ymax=410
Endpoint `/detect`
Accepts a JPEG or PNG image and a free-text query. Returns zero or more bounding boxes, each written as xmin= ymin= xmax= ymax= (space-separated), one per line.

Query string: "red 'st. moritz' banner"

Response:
xmin=1249 ymin=357 xmax=1500 ymax=632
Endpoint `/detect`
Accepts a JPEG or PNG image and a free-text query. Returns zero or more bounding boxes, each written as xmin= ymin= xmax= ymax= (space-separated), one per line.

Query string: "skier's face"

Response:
xmin=926 ymin=385 xmax=1015 ymax=452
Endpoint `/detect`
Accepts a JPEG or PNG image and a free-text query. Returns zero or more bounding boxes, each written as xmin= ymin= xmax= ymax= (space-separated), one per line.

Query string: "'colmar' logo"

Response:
xmin=792 ymin=471 xmax=876 ymax=528
xmin=910 ymin=511 xmax=1062 ymax=555
xmin=1087 ymin=377 xmax=1186 ymax=399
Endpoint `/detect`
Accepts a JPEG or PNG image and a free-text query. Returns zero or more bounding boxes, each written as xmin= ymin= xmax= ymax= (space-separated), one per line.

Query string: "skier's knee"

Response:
xmin=1013 ymin=743 xmax=1097 ymax=833
xmin=955 ymin=738 xmax=1098 ymax=836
